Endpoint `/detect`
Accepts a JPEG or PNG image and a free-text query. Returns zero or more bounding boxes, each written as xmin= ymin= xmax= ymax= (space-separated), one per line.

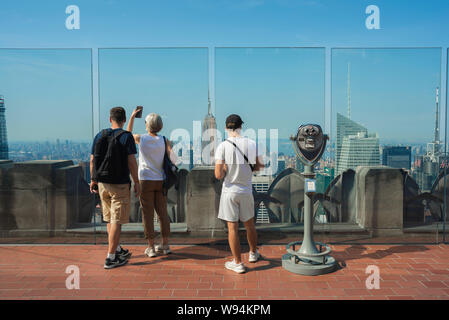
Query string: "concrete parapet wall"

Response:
xmin=0 ymin=161 xmax=428 ymax=238
xmin=185 ymin=166 xmax=225 ymax=233
xmin=355 ymin=166 xmax=403 ymax=234
xmin=0 ymin=160 xmax=13 ymax=169
xmin=0 ymin=160 xmax=94 ymax=234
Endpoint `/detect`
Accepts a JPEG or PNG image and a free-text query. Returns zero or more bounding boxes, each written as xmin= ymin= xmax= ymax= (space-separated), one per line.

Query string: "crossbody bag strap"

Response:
xmin=225 ymin=139 xmax=255 ymax=171
xmin=163 ymin=135 xmax=170 ymax=158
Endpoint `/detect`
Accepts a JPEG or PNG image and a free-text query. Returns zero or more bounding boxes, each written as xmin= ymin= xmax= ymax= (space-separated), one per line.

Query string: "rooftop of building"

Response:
xmin=1 ymin=243 xmax=448 ymax=300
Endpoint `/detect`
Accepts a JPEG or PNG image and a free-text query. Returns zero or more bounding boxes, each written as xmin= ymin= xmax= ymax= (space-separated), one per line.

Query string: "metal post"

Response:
xmin=298 ymin=165 xmax=319 ymax=257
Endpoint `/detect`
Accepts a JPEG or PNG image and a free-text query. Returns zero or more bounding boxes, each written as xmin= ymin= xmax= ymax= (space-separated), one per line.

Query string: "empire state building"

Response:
xmin=201 ymin=91 xmax=217 ymax=166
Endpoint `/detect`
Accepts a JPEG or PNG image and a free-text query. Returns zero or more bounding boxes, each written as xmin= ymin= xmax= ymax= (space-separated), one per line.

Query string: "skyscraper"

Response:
xmin=295 ymin=157 xmax=304 ymax=173
xmin=336 ymin=112 xmax=369 ymax=174
xmin=201 ymin=90 xmax=217 ymax=166
xmin=335 ymin=64 xmax=381 ymax=175
xmin=0 ymin=95 xmax=9 ymax=160
xmin=347 ymin=62 xmax=351 ymax=119
xmin=413 ymin=87 xmax=449 ymax=191
xmin=252 ymin=175 xmax=273 ymax=224
xmin=434 ymin=86 xmax=440 ymax=149
xmin=172 ymin=140 xmax=193 ymax=171
xmin=276 ymin=158 xmax=286 ymax=176
xmin=382 ymin=146 xmax=411 ymax=170
xmin=337 ymin=132 xmax=380 ymax=175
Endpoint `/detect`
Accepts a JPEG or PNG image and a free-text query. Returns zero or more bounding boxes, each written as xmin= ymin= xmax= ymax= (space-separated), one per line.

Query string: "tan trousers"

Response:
xmin=140 ymin=180 xmax=170 ymax=240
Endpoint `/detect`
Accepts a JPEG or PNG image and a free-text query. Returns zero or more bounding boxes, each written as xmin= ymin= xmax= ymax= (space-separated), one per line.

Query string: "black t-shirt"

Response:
xmin=91 ymin=128 xmax=137 ymax=184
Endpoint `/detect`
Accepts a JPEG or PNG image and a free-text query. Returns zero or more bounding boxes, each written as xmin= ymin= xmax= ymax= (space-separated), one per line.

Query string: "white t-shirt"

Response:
xmin=138 ymin=134 xmax=166 ymax=181
xmin=215 ymin=136 xmax=262 ymax=194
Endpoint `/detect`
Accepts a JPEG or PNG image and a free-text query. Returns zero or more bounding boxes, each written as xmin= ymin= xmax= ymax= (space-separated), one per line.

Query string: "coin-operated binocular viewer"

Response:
xmin=281 ymin=124 xmax=338 ymax=275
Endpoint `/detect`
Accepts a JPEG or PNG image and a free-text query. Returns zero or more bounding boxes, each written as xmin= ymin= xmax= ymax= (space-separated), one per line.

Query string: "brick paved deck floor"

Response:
xmin=1 ymin=244 xmax=449 ymax=300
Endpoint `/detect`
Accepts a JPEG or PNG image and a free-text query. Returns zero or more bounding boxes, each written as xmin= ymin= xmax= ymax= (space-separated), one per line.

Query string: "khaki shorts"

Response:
xmin=98 ymin=182 xmax=131 ymax=225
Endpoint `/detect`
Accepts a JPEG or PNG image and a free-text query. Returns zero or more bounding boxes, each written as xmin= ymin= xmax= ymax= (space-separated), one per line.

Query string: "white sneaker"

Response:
xmin=155 ymin=244 xmax=171 ymax=255
xmin=225 ymin=260 xmax=246 ymax=274
xmin=248 ymin=250 xmax=260 ymax=263
xmin=144 ymin=247 xmax=157 ymax=258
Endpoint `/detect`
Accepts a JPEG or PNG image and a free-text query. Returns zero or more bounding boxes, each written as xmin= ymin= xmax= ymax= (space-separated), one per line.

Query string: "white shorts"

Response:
xmin=218 ymin=192 xmax=255 ymax=222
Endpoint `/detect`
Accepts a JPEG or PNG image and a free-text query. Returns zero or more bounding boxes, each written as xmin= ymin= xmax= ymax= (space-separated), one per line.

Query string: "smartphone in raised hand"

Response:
xmin=135 ymin=106 xmax=143 ymax=118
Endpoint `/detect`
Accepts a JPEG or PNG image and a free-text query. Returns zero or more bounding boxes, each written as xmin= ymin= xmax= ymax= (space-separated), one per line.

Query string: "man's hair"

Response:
xmin=110 ymin=107 xmax=126 ymax=124
xmin=225 ymin=114 xmax=244 ymax=130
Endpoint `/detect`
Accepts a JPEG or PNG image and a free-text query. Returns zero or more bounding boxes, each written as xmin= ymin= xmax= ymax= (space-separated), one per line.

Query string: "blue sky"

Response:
xmin=0 ymin=0 xmax=448 ymax=142
xmin=215 ymin=48 xmax=324 ymax=138
xmin=332 ymin=48 xmax=441 ymax=144
xmin=1 ymin=0 xmax=449 ymax=47
xmin=0 ymin=49 xmax=92 ymax=141
xmin=99 ymin=48 xmax=208 ymax=136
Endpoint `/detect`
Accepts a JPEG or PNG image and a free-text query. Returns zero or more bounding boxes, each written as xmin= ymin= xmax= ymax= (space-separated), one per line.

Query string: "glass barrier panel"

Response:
xmin=98 ymin=48 xmax=209 ymax=245
xmin=331 ymin=48 xmax=443 ymax=244
xmin=0 ymin=49 xmax=95 ymax=244
xmin=215 ymin=47 xmax=326 ymax=245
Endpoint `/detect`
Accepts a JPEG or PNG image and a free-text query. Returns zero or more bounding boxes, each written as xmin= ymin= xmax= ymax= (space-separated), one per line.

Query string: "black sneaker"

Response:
xmin=104 ymin=255 xmax=128 ymax=269
xmin=116 ymin=247 xmax=132 ymax=259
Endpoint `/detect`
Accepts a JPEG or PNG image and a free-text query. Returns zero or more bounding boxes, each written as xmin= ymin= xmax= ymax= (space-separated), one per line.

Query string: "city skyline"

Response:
xmin=0 ymin=47 xmax=444 ymax=143
xmin=1 ymin=1 xmax=448 ymax=178
xmin=1 ymin=1 xmax=448 ymax=144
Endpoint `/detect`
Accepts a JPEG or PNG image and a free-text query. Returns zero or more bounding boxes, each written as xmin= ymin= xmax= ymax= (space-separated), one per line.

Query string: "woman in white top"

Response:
xmin=127 ymin=108 xmax=175 ymax=257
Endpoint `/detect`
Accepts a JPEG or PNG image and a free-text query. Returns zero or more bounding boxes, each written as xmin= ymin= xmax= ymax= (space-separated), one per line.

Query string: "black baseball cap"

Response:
xmin=225 ymin=114 xmax=244 ymax=129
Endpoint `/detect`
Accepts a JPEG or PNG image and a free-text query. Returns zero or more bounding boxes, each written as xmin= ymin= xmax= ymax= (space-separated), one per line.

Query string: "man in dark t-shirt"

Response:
xmin=91 ymin=128 xmax=137 ymax=183
xmin=90 ymin=106 xmax=140 ymax=269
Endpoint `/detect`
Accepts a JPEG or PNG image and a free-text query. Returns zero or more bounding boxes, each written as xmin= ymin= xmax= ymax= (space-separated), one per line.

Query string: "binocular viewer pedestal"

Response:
xmin=282 ymin=124 xmax=338 ymax=276
xmin=282 ymin=242 xmax=338 ymax=276
xmin=281 ymin=167 xmax=337 ymax=276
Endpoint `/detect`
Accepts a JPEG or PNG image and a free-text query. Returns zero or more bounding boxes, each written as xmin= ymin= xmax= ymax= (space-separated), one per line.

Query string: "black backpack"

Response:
xmin=93 ymin=129 xmax=128 ymax=183
xmin=162 ymin=136 xmax=179 ymax=195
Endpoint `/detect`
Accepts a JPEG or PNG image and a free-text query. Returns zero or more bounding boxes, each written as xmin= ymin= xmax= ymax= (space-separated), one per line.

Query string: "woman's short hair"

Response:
xmin=145 ymin=113 xmax=163 ymax=133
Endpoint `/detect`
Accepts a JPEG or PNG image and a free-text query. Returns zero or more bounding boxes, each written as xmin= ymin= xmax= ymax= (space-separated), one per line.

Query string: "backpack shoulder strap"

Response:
xmin=112 ymin=128 xmax=126 ymax=139
xmin=94 ymin=129 xmax=110 ymax=153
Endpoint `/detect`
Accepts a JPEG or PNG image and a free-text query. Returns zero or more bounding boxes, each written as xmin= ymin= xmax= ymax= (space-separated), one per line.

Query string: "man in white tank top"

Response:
xmin=138 ymin=133 xmax=166 ymax=181
xmin=127 ymin=109 xmax=176 ymax=258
